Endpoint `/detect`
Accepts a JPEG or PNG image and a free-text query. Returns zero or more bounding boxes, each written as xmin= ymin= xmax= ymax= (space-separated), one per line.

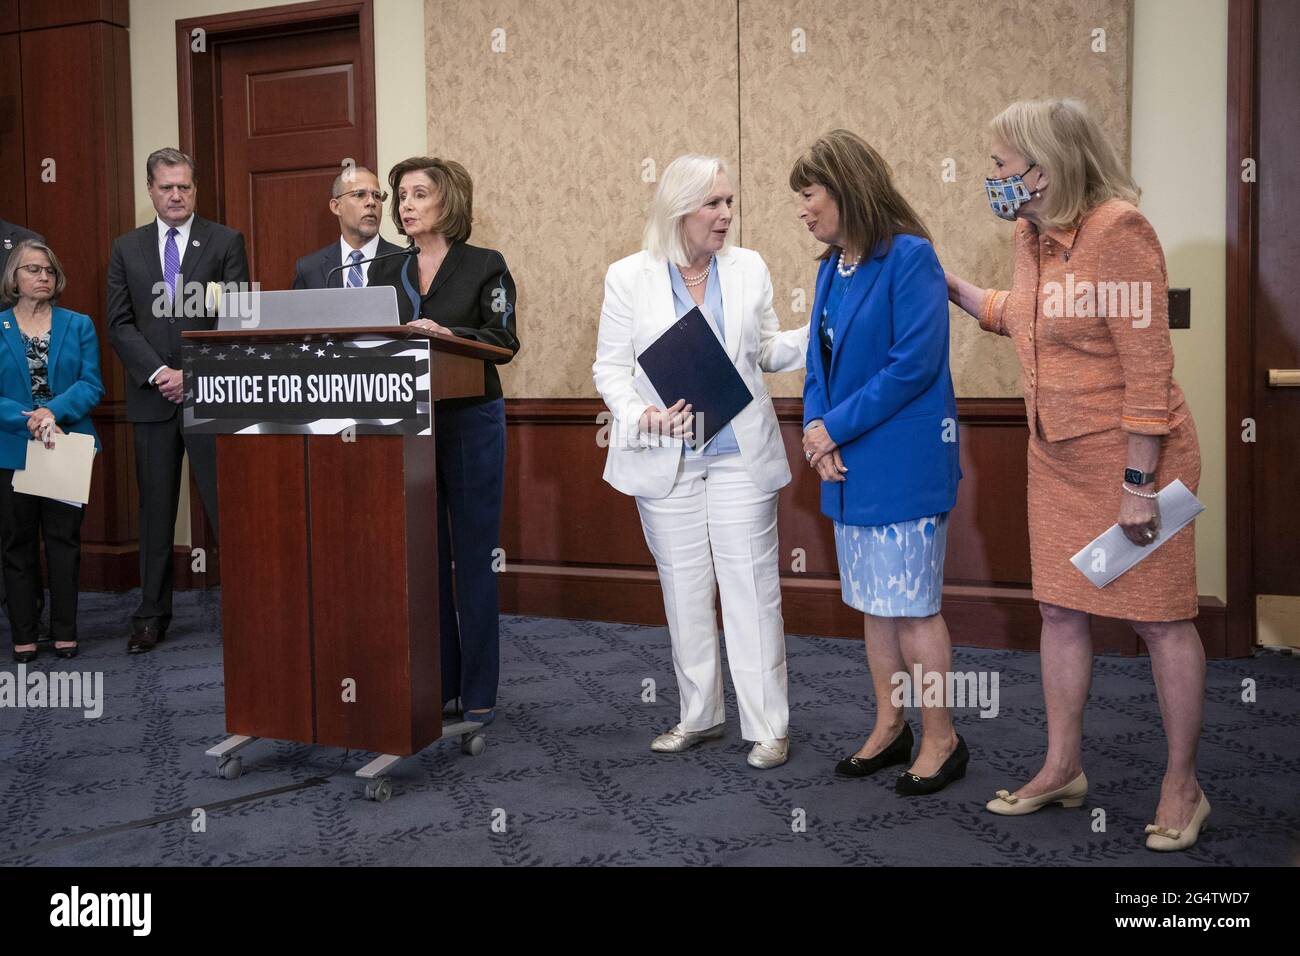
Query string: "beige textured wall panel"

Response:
xmin=425 ymin=0 xmax=1131 ymax=399
xmin=424 ymin=0 xmax=740 ymax=398
xmin=741 ymin=0 xmax=1132 ymax=397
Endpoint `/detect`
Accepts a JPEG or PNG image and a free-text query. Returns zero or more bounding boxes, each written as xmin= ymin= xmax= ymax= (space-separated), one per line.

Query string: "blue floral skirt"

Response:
xmin=832 ymin=513 xmax=949 ymax=617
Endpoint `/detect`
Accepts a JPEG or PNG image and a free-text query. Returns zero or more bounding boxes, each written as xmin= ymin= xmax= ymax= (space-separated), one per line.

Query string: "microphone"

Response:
xmin=325 ymin=242 xmax=418 ymax=286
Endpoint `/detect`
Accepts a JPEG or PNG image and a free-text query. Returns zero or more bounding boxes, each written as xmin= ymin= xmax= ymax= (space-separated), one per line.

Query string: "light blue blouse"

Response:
xmin=668 ymin=258 xmax=739 ymax=457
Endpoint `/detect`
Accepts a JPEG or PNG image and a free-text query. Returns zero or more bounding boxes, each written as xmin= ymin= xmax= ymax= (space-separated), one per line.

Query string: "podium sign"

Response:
xmin=183 ymin=320 xmax=509 ymax=766
xmin=183 ymin=334 xmax=433 ymax=435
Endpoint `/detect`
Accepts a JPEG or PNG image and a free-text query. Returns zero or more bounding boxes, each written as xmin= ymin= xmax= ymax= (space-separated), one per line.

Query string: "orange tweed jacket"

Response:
xmin=979 ymin=198 xmax=1188 ymax=442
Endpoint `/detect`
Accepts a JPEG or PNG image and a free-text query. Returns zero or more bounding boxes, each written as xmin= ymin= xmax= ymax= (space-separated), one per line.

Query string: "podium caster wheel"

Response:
xmin=218 ymin=757 xmax=243 ymax=780
xmin=365 ymin=779 xmax=392 ymax=803
xmin=461 ymin=733 xmax=486 ymax=756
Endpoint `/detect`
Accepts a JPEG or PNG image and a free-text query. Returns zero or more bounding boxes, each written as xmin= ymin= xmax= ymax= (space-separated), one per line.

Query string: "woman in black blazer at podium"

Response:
xmin=368 ymin=156 xmax=520 ymax=725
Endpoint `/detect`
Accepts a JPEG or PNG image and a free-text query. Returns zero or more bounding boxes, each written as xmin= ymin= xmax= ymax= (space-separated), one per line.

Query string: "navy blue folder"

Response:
xmin=635 ymin=306 xmax=753 ymax=449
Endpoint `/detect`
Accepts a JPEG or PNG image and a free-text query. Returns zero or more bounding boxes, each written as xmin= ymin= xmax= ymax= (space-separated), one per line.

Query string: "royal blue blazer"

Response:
xmin=0 ymin=306 xmax=104 ymax=471
xmin=802 ymin=235 xmax=961 ymax=526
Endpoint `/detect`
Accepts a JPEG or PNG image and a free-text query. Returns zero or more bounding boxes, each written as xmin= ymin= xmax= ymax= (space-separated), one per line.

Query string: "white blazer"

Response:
xmin=593 ymin=246 xmax=810 ymax=499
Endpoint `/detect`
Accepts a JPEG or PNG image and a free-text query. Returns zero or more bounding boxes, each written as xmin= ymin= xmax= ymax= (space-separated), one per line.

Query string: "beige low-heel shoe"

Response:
xmin=986 ymin=772 xmax=1088 ymax=815
xmin=1144 ymin=791 xmax=1210 ymax=852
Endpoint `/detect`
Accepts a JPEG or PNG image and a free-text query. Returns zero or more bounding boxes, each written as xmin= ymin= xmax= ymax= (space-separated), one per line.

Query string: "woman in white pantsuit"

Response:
xmin=593 ymin=155 xmax=809 ymax=768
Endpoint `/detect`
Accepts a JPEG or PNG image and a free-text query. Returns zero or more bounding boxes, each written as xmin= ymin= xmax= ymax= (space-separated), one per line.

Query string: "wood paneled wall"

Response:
xmin=2 ymin=0 xmax=142 ymax=591
xmin=498 ymin=397 xmax=1227 ymax=656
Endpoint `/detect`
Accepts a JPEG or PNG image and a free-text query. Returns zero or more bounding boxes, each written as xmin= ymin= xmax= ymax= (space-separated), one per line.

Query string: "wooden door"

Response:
xmin=1250 ymin=0 xmax=1300 ymax=646
xmin=1230 ymin=0 xmax=1300 ymax=651
xmin=217 ymin=23 xmax=375 ymax=290
xmin=177 ymin=2 xmax=377 ymax=585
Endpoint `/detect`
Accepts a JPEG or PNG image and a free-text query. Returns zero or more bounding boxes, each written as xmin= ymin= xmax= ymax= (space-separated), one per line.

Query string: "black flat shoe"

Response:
xmin=835 ymin=723 xmax=914 ymax=777
xmin=54 ymin=644 xmax=78 ymax=659
xmin=12 ymin=646 xmax=38 ymax=664
xmin=895 ymin=735 xmax=969 ymax=796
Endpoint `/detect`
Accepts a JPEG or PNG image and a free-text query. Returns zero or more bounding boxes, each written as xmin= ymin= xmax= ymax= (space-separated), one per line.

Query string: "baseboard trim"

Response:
xmin=499 ymin=561 xmax=1231 ymax=657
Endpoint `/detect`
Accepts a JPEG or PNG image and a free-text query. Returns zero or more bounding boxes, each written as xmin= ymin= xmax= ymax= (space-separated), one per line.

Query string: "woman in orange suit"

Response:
xmin=946 ymin=99 xmax=1208 ymax=852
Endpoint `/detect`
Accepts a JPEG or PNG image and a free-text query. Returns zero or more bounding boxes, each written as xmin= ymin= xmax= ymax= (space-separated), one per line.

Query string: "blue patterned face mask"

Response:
xmin=984 ymin=164 xmax=1038 ymax=220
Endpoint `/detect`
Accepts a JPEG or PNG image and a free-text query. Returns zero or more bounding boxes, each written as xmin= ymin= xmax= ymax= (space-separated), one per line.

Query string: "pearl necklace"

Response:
xmin=681 ymin=260 xmax=712 ymax=287
xmin=837 ymin=250 xmax=861 ymax=278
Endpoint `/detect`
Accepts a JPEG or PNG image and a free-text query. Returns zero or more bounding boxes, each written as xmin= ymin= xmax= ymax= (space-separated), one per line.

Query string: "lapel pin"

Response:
xmin=3 ymin=321 xmax=9 ymax=329
xmin=192 ymin=240 xmax=201 ymax=247
xmin=2 ymin=239 xmax=10 ymax=249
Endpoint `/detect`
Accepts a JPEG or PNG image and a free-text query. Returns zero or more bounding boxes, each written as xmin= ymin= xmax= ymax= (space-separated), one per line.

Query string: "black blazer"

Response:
xmin=368 ymin=241 xmax=520 ymax=409
xmin=106 ymin=216 xmax=250 ymax=423
xmin=0 ymin=218 xmax=43 ymax=279
xmin=290 ymin=235 xmax=403 ymax=290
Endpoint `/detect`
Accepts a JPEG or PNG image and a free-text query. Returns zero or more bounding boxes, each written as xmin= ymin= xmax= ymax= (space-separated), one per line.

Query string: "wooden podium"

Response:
xmin=183 ymin=324 xmax=511 ymax=800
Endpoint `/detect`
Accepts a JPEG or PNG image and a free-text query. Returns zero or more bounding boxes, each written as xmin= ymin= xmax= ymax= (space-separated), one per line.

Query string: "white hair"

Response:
xmin=642 ymin=154 xmax=732 ymax=266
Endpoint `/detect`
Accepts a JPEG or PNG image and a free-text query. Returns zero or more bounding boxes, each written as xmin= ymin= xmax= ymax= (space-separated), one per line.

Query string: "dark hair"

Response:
xmin=146 ymin=147 xmax=197 ymax=185
xmin=789 ymin=129 xmax=931 ymax=260
xmin=387 ymin=157 xmax=473 ymax=242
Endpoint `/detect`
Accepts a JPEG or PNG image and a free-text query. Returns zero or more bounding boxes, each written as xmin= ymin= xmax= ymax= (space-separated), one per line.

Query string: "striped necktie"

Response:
xmin=164 ymin=227 xmax=180 ymax=302
xmin=346 ymin=249 xmax=365 ymax=288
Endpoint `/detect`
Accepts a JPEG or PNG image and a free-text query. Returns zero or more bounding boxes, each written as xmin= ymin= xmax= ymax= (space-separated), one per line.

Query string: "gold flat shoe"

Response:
xmin=1144 ymin=791 xmax=1210 ymax=852
xmin=986 ymin=772 xmax=1088 ymax=816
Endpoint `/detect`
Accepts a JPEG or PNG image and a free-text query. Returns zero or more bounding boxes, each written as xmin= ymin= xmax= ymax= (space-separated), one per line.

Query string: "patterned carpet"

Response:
xmin=1 ymin=590 xmax=1296 ymax=866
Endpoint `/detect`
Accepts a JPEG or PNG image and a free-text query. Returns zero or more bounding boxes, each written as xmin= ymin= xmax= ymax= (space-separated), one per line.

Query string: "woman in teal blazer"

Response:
xmin=0 ymin=240 xmax=103 ymax=661
xmin=791 ymin=131 xmax=966 ymax=795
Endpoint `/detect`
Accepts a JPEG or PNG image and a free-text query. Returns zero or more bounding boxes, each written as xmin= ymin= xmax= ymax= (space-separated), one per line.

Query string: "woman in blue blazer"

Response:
xmin=0 ymin=240 xmax=103 ymax=662
xmin=791 ymin=131 xmax=966 ymax=795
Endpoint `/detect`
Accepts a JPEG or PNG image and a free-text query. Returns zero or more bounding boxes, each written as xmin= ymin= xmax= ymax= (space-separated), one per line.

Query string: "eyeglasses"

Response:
xmin=18 ymin=264 xmax=58 ymax=277
xmin=335 ymin=189 xmax=388 ymax=203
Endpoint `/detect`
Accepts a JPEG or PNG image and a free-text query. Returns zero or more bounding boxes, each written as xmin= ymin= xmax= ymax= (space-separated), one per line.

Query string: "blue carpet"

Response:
xmin=0 ymin=590 xmax=1296 ymax=866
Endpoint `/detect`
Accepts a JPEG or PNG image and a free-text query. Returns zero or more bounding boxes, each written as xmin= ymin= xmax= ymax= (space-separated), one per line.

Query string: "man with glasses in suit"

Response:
xmin=291 ymin=167 xmax=403 ymax=290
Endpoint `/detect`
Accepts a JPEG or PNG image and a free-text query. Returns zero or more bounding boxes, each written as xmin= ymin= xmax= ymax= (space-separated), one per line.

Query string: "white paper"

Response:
xmin=1070 ymin=479 xmax=1205 ymax=588
xmin=12 ymin=432 xmax=96 ymax=505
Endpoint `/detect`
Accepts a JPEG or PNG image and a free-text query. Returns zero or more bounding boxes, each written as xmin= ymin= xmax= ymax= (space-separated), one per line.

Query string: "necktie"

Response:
xmin=346 ymin=249 xmax=365 ymax=288
xmin=164 ymin=227 xmax=180 ymax=302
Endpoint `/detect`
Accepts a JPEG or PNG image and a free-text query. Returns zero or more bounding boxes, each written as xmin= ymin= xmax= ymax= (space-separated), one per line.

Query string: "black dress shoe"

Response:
xmin=127 ymin=626 xmax=165 ymax=655
xmin=12 ymin=646 xmax=38 ymax=664
xmin=835 ymin=723 xmax=914 ymax=777
xmin=895 ymin=735 xmax=969 ymax=796
xmin=54 ymin=644 xmax=79 ymax=659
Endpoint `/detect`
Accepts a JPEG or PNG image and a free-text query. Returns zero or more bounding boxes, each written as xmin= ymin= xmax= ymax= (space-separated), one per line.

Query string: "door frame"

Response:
xmin=174 ymin=0 xmax=378 ymax=587
xmin=1225 ymin=0 xmax=1257 ymax=656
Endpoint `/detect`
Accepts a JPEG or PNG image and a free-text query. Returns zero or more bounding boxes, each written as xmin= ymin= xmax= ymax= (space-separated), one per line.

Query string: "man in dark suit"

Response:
xmin=107 ymin=148 xmax=249 ymax=654
xmin=291 ymin=166 xmax=402 ymax=290
xmin=0 ymin=218 xmax=43 ymax=278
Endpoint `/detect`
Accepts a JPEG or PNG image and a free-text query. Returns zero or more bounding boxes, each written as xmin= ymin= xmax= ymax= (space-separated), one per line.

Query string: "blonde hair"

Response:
xmin=788 ymin=129 xmax=931 ymax=260
xmin=1 ymin=240 xmax=68 ymax=308
xmin=991 ymin=98 xmax=1139 ymax=229
xmin=643 ymin=155 xmax=733 ymax=266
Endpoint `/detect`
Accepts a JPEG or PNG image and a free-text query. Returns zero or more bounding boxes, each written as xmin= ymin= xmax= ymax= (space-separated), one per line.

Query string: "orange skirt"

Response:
xmin=1026 ymin=417 xmax=1200 ymax=622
